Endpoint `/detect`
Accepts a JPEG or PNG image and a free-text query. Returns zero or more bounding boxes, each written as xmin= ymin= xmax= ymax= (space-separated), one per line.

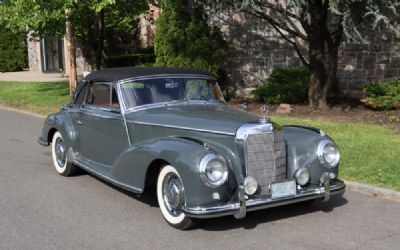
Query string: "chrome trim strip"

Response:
xmin=182 ymin=180 xmax=345 ymax=218
xmin=73 ymin=158 xmax=143 ymax=193
xmin=124 ymin=100 xmax=221 ymax=114
xmin=115 ymin=74 xmax=216 ymax=85
xmin=116 ymin=82 xmax=132 ymax=146
xmin=132 ymin=121 xmax=235 ymax=136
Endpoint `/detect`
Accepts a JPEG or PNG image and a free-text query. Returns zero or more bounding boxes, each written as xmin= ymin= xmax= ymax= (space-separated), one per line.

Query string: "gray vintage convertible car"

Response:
xmin=38 ymin=67 xmax=345 ymax=229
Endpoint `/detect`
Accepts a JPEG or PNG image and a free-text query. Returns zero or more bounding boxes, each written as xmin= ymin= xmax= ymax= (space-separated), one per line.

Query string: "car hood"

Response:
xmin=125 ymin=104 xmax=259 ymax=135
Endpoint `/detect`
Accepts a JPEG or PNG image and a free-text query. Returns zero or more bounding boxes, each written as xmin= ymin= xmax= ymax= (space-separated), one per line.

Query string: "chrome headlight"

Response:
xmin=199 ymin=154 xmax=228 ymax=187
xmin=317 ymin=140 xmax=340 ymax=168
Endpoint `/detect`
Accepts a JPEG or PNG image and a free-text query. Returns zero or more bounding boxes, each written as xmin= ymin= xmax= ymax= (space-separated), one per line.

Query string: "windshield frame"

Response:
xmin=115 ymin=74 xmax=225 ymax=114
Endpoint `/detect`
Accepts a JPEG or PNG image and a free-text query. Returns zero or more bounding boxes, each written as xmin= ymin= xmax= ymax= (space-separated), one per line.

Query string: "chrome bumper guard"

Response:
xmin=182 ymin=180 xmax=345 ymax=219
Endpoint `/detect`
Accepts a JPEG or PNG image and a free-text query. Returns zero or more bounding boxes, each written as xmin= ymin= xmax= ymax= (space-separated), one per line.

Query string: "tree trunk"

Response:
xmin=306 ymin=2 xmax=328 ymax=109
xmin=96 ymin=9 xmax=105 ymax=70
xmin=66 ymin=8 xmax=77 ymax=97
xmin=322 ymin=42 xmax=339 ymax=109
xmin=323 ymin=29 xmax=343 ymax=109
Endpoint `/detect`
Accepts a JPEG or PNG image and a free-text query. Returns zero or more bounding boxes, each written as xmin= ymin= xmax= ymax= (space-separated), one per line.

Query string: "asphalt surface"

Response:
xmin=1 ymin=107 xmax=399 ymax=250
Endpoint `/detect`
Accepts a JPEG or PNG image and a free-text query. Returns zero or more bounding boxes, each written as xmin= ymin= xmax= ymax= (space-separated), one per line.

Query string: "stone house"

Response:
xmin=27 ymin=34 xmax=91 ymax=76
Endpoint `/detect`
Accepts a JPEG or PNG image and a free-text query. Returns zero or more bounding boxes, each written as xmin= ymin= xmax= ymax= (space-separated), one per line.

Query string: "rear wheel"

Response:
xmin=156 ymin=165 xmax=196 ymax=230
xmin=51 ymin=131 xmax=79 ymax=176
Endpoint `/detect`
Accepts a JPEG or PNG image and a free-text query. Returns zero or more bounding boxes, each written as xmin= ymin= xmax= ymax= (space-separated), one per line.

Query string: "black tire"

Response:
xmin=156 ymin=165 xmax=197 ymax=230
xmin=51 ymin=131 xmax=79 ymax=176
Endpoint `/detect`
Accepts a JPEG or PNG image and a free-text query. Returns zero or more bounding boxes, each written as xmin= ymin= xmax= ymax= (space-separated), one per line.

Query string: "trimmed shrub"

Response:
xmin=103 ymin=54 xmax=156 ymax=68
xmin=253 ymin=68 xmax=309 ymax=104
xmin=361 ymin=79 xmax=400 ymax=110
xmin=0 ymin=25 xmax=27 ymax=72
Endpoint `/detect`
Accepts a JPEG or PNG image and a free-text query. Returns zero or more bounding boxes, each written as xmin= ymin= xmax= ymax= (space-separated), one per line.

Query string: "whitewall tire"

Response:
xmin=157 ymin=165 xmax=196 ymax=230
xmin=51 ymin=131 xmax=79 ymax=176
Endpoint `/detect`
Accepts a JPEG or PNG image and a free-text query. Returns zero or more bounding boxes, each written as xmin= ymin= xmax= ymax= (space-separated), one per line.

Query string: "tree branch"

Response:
xmin=269 ymin=21 xmax=310 ymax=67
xmin=260 ymin=2 xmax=300 ymax=20
xmin=242 ymin=7 xmax=308 ymax=40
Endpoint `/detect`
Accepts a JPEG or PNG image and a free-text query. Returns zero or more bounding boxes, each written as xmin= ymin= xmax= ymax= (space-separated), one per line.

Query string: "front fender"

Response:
xmin=282 ymin=126 xmax=339 ymax=184
xmin=111 ymin=137 xmax=234 ymax=207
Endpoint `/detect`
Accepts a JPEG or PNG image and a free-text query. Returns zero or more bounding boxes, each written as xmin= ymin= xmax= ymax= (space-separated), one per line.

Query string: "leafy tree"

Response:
xmin=0 ymin=0 xmax=148 ymax=69
xmin=0 ymin=24 xmax=26 ymax=72
xmin=154 ymin=0 xmax=228 ymax=78
xmin=200 ymin=0 xmax=400 ymax=109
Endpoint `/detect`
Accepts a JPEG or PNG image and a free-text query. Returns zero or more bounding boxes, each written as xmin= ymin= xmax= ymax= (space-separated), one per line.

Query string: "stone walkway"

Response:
xmin=0 ymin=70 xmax=69 ymax=82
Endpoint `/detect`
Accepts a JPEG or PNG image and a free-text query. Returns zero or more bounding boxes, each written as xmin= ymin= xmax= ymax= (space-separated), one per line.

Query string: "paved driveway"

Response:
xmin=0 ymin=71 xmax=68 ymax=82
xmin=0 ymin=108 xmax=399 ymax=250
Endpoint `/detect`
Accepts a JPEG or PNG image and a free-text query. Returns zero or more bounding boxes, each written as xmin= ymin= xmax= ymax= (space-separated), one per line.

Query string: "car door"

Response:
xmin=77 ymin=82 xmax=129 ymax=167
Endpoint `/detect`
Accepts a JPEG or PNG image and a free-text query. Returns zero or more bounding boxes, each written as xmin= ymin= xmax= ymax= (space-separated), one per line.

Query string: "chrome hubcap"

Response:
xmin=55 ymin=137 xmax=66 ymax=167
xmin=162 ymin=173 xmax=184 ymax=216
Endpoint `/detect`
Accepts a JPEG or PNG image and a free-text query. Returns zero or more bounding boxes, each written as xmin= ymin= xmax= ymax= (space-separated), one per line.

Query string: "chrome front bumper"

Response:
xmin=182 ymin=179 xmax=346 ymax=219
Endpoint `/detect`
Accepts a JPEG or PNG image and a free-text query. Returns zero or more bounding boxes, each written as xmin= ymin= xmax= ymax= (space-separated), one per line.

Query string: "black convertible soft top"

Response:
xmin=84 ymin=67 xmax=214 ymax=82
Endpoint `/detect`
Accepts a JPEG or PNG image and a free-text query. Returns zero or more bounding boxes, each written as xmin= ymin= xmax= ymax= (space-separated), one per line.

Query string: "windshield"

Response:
xmin=119 ymin=78 xmax=225 ymax=110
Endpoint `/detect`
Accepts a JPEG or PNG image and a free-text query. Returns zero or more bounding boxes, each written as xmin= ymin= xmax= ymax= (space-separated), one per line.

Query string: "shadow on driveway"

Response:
xmin=73 ymin=170 xmax=348 ymax=231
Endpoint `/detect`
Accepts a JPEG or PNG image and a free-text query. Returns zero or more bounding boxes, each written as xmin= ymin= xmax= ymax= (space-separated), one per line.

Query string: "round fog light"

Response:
xmin=243 ymin=176 xmax=258 ymax=195
xmin=295 ymin=168 xmax=310 ymax=186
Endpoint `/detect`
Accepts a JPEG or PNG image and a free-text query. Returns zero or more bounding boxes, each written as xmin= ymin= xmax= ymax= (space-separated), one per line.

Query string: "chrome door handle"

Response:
xmin=77 ymin=120 xmax=83 ymax=125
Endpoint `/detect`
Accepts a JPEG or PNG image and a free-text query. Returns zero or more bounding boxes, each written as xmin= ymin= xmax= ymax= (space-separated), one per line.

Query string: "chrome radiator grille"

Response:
xmin=245 ymin=132 xmax=286 ymax=195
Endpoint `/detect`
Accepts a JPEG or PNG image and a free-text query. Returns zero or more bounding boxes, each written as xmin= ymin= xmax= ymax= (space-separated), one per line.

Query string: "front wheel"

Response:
xmin=51 ymin=131 xmax=79 ymax=176
xmin=156 ymin=165 xmax=196 ymax=230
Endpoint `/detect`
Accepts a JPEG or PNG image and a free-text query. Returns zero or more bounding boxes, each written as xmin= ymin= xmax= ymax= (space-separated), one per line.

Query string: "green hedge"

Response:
xmin=103 ymin=54 xmax=156 ymax=68
xmin=362 ymin=79 xmax=400 ymax=110
xmin=253 ymin=68 xmax=309 ymax=104
xmin=0 ymin=25 xmax=27 ymax=72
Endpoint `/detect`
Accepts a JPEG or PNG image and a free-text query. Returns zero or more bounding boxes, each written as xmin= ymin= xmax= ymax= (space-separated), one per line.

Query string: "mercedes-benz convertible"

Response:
xmin=38 ymin=67 xmax=345 ymax=229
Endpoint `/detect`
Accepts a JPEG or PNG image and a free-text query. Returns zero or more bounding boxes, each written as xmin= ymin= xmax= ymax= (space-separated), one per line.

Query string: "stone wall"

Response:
xmin=207 ymin=9 xmax=400 ymax=98
xmin=27 ymin=34 xmax=42 ymax=72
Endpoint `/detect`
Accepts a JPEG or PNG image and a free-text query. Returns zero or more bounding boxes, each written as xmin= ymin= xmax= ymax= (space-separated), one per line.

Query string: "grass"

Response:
xmin=0 ymin=81 xmax=70 ymax=115
xmin=0 ymin=81 xmax=399 ymax=191
xmin=273 ymin=116 xmax=400 ymax=191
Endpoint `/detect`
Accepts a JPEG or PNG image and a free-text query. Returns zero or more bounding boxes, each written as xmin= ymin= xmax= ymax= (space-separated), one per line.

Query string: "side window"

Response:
xmin=111 ymin=86 xmax=120 ymax=109
xmin=86 ymin=83 xmax=111 ymax=108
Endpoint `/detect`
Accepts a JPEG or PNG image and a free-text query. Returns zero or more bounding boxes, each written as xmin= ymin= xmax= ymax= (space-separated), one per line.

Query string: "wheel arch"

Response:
xmin=111 ymin=137 xmax=227 ymax=207
xmin=47 ymin=127 xmax=58 ymax=144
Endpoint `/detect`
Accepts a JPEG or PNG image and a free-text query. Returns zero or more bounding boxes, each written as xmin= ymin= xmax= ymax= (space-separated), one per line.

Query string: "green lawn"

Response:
xmin=273 ymin=116 xmax=400 ymax=191
xmin=0 ymin=81 xmax=70 ymax=115
xmin=0 ymin=81 xmax=399 ymax=191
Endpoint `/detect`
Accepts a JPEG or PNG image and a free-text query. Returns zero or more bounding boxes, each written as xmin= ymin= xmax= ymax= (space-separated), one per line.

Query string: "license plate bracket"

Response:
xmin=271 ymin=180 xmax=297 ymax=199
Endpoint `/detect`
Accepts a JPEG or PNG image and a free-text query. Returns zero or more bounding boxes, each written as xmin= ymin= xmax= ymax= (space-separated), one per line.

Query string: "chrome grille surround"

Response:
xmin=235 ymin=122 xmax=287 ymax=195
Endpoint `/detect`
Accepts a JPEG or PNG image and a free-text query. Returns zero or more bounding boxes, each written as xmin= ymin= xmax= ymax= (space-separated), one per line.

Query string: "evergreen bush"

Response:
xmin=253 ymin=68 xmax=309 ymax=104
xmin=0 ymin=25 xmax=27 ymax=72
xmin=154 ymin=0 xmax=227 ymax=79
xmin=362 ymin=79 xmax=400 ymax=110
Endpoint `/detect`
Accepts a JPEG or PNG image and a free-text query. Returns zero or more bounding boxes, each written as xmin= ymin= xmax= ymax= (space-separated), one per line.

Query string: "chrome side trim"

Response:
xmin=182 ymin=180 xmax=345 ymax=218
xmin=132 ymin=121 xmax=235 ymax=136
xmin=73 ymin=158 xmax=143 ymax=194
